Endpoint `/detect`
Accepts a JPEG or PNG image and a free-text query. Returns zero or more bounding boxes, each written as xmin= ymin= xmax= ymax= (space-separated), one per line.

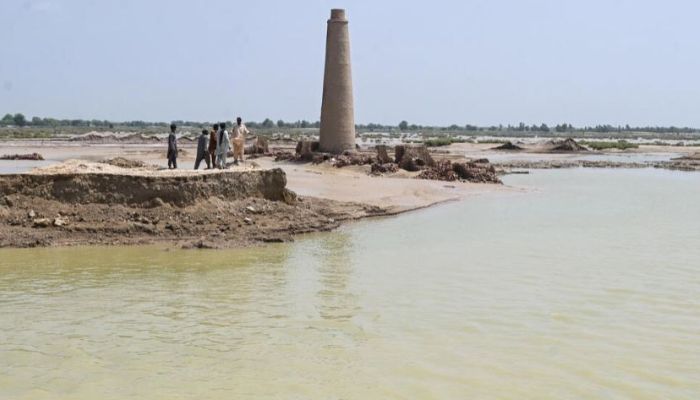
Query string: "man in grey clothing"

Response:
xmin=216 ymin=122 xmax=231 ymax=169
xmin=167 ymin=123 xmax=178 ymax=169
xmin=194 ymin=129 xmax=210 ymax=169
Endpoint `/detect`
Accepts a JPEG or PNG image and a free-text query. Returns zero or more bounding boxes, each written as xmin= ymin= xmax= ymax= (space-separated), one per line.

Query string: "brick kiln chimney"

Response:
xmin=319 ymin=9 xmax=356 ymax=154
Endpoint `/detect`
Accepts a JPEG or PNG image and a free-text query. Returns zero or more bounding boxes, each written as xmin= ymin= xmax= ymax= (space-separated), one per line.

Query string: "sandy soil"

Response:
xmin=0 ymin=192 xmax=386 ymax=248
xmin=0 ymin=159 xmax=392 ymax=248
xmin=0 ymin=141 xmax=512 ymax=248
xmin=252 ymin=158 xmax=504 ymax=214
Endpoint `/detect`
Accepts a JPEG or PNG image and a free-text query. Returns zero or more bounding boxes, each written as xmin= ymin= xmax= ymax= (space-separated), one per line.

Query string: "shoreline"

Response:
xmin=0 ymin=183 xmax=496 ymax=249
xmin=0 ymin=154 xmax=508 ymax=249
xmin=2 ymin=137 xmax=696 ymax=249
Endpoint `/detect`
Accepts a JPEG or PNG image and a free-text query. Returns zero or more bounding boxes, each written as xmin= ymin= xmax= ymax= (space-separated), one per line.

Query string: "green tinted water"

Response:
xmin=1 ymin=169 xmax=699 ymax=399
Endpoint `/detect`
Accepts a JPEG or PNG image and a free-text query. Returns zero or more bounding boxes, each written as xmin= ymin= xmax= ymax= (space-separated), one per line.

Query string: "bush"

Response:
xmin=580 ymin=140 xmax=639 ymax=150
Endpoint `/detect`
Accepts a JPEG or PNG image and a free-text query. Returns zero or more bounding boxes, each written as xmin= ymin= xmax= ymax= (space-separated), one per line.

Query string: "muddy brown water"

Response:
xmin=1 ymin=168 xmax=699 ymax=399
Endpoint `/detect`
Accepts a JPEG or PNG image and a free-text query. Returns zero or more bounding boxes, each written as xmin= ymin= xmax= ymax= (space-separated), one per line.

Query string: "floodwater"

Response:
xmin=0 ymin=160 xmax=53 ymax=174
xmin=1 ymin=169 xmax=699 ymax=399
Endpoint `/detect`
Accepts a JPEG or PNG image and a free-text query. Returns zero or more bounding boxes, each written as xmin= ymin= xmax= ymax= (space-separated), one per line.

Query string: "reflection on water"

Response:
xmin=316 ymin=233 xmax=358 ymax=322
xmin=1 ymin=169 xmax=699 ymax=399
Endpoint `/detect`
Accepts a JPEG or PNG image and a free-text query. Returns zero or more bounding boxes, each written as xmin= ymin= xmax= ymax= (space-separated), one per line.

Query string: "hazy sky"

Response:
xmin=2 ymin=0 xmax=700 ymax=126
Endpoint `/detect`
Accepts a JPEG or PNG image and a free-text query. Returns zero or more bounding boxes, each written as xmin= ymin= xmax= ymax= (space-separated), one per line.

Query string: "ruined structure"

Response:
xmin=319 ymin=9 xmax=356 ymax=154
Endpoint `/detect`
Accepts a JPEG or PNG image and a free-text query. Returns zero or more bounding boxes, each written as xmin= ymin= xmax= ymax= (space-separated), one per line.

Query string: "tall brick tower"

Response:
xmin=319 ymin=9 xmax=356 ymax=153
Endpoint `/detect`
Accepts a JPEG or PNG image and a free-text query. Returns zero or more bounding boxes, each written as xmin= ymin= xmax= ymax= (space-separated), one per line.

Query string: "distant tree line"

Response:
xmin=390 ymin=120 xmax=700 ymax=134
xmin=3 ymin=113 xmax=700 ymax=134
xmin=0 ymin=113 xmax=326 ymax=130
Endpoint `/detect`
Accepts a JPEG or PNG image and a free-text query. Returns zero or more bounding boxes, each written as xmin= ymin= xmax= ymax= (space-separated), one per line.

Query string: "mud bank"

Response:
xmin=2 ymin=168 xmax=294 ymax=206
xmin=0 ymin=163 xmax=387 ymax=248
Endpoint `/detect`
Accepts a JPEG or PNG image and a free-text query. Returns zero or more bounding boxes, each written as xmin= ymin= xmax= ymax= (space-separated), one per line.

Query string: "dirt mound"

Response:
xmin=549 ymin=138 xmax=589 ymax=152
xmin=370 ymin=163 xmax=399 ymax=175
xmin=492 ymin=141 xmax=523 ymax=151
xmin=1 ymin=168 xmax=294 ymax=207
xmin=0 ymin=162 xmax=394 ymax=248
xmin=417 ymin=159 xmax=501 ymax=184
xmin=0 ymin=193 xmax=387 ymax=248
xmin=0 ymin=153 xmax=44 ymax=161
xmin=30 ymin=159 xmax=152 ymax=175
xmin=101 ymin=157 xmax=149 ymax=169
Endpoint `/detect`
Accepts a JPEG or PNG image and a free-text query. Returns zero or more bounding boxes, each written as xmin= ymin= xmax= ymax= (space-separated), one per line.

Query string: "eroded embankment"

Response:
xmin=1 ymin=168 xmax=294 ymax=206
xmin=0 ymin=167 xmax=385 ymax=248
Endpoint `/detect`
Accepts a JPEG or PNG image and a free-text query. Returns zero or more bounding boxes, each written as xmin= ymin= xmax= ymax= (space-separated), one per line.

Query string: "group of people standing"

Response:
xmin=167 ymin=117 xmax=250 ymax=170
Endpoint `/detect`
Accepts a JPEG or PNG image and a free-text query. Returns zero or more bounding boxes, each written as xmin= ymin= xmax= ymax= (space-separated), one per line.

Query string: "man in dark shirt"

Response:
xmin=194 ymin=129 xmax=210 ymax=169
xmin=208 ymin=123 xmax=218 ymax=169
xmin=167 ymin=123 xmax=178 ymax=169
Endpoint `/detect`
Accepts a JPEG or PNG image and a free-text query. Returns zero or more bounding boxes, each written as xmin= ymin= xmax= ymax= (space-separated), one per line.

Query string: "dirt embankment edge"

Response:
xmin=0 ymin=168 xmax=386 ymax=248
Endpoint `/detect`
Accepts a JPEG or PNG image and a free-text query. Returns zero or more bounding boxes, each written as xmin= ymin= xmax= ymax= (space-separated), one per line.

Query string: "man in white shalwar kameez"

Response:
xmin=231 ymin=117 xmax=249 ymax=165
xmin=216 ymin=122 xmax=231 ymax=169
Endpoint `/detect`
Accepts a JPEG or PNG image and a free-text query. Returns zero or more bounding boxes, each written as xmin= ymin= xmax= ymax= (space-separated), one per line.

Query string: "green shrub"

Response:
xmin=580 ymin=140 xmax=639 ymax=150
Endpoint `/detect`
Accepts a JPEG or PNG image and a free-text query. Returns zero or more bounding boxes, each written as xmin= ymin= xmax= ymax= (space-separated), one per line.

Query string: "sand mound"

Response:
xmin=101 ymin=157 xmax=150 ymax=169
xmin=29 ymin=160 xmax=200 ymax=177
xmin=492 ymin=141 xmax=523 ymax=151
xmin=29 ymin=159 xmax=153 ymax=175
xmin=549 ymin=138 xmax=589 ymax=152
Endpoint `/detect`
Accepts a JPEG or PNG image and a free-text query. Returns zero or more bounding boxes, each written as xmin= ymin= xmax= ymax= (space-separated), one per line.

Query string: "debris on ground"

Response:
xmin=332 ymin=153 xmax=374 ymax=168
xmin=274 ymin=151 xmax=297 ymax=162
xmin=53 ymin=217 xmax=68 ymax=227
xmin=0 ymin=153 xmax=44 ymax=161
xmin=416 ymin=160 xmax=458 ymax=181
xmin=394 ymin=144 xmax=435 ymax=171
xmin=417 ymin=159 xmax=501 ymax=184
xmin=245 ymin=136 xmax=270 ymax=155
xmin=101 ymin=157 xmax=148 ymax=169
xmin=296 ymin=140 xmax=320 ymax=161
xmin=32 ymin=218 xmax=52 ymax=228
xmin=370 ymin=163 xmax=399 ymax=175
xmin=375 ymin=145 xmax=393 ymax=164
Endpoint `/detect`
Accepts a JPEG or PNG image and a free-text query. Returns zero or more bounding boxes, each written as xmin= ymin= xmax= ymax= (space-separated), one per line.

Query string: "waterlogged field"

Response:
xmin=1 ymin=169 xmax=699 ymax=399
